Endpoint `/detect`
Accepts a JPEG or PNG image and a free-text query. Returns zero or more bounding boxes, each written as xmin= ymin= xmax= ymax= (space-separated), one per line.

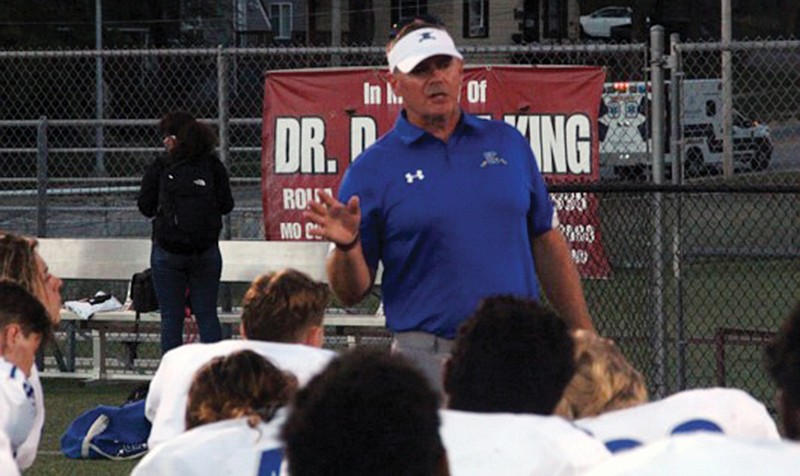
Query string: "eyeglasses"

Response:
xmin=389 ymin=14 xmax=445 ymax=40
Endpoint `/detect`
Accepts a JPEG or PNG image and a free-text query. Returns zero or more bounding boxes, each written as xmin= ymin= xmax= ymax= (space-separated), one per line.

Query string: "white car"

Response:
xmin=580 ymin=6 xmax=633 ymax=38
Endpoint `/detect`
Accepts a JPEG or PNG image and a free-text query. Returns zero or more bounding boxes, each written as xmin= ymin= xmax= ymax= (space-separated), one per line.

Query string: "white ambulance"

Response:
xmin=598 ymin=79 xmax=773 ymax=178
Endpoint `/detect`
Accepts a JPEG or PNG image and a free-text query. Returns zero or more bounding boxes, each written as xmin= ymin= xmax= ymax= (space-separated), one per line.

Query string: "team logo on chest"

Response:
xmin=480 ymin=151 xmax=508 ymax=167
xmin=405 ymin=169 xmax=425 ymax=184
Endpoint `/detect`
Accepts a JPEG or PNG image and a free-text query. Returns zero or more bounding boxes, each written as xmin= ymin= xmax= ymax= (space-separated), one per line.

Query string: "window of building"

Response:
xmin=391 ymin=0 xmax=428 ymax=29
xmin=463 ymin=0 xmax=488 ymax=38
xmin=263 ymin=2 xmax=292 ymax=40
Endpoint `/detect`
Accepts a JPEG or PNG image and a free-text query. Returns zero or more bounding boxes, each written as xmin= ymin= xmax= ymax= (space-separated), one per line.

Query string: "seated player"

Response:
xmin=0 ymin=280 xmax=52 ymax=470
xmin=440 ymin=296 xmax=611 ymax=475
xmin=132 ymin=350 xmax=296 ymax=475
xmin=443 ymin=295 xmax=576 ymax=415
xmin=282 ymin=348 xmax=449 ymax=476
xmin=146 ymin=269 xmax=336 ymax=448
xmin=0 ymin=232 xmax=63 ymax=469
xmin=575 ymin=387 xmax=780 ymax=453
xmin=554 ymin=329 xmax=648 ymax=419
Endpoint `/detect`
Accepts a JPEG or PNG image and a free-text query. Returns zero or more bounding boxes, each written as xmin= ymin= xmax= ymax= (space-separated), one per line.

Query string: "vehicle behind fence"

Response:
xmin=0 ymin=37 xmax=797 ymax=409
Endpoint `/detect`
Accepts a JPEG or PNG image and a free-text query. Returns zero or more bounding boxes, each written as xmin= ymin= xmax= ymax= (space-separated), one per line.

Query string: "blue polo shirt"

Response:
xmin=338 ymin=111 xmax=556 ymax=339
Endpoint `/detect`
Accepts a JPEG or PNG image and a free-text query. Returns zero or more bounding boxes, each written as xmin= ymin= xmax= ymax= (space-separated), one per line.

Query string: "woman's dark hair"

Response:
xmin=159 ymin=110 xmax=217 ymax=161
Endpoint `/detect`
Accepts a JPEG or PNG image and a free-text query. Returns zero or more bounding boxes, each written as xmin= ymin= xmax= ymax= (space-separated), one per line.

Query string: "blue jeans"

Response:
xmin=151 ymin=242 xmax=222 ymax=354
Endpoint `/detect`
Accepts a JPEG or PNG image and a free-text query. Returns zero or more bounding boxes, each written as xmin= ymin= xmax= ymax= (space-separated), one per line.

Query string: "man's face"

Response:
xmin=390 ymin=55 xmax=463 ymax=128
xmin=0 ymin=325 xmax=42 ymax=377
xmin=35 ymin=251 xmax=63 ymax=324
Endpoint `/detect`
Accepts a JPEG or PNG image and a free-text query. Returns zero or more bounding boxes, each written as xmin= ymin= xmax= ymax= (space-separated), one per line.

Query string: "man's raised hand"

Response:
xmin=304 ymin=191 xmax=361 ymax=248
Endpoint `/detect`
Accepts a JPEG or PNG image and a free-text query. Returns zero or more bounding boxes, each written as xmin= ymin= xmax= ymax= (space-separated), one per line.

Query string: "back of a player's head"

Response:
xmin=765 ymin=301 xmax=800 ymax=439
xmin=0 ymin=279 xmax=51 ymax=340
xmin=282 ymin=348 xmax=447 ymax=476
xmin=444 ymin=295 xmax=575 ymax=415
xmin=185 ymin=349 xmax=298 ymax=430
xmin=554 ymin=330 xmax=648 ymax=419
xmin=240 ymin=269 xmax=330 ymax=344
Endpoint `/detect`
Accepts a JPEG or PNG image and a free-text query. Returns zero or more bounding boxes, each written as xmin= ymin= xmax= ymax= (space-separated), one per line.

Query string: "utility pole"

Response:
xmin=567 ymin=0 xmax=581 ymax=41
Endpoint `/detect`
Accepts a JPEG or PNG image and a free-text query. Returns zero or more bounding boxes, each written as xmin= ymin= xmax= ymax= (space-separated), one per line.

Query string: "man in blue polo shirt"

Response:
xmin=306 ymin=20 xmax=594 ymax=392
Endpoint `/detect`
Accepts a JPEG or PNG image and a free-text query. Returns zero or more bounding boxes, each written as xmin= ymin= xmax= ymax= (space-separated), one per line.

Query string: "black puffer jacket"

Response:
xmin=137 ymin=153 xmax=234 ymax=254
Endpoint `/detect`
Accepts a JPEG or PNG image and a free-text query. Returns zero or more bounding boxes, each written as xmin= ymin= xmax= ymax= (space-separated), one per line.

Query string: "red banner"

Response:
xmin=261 ymin=66 xmax=611 ymax=278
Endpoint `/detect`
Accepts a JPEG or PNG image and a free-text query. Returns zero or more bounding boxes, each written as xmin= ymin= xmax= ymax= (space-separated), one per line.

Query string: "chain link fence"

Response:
xmin=1 ymin=39 xmax=798 ymax=404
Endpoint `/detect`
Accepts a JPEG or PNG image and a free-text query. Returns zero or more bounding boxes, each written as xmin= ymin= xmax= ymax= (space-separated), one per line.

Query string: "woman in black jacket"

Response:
xmin=137 ymin=111 xmax=234 ymax=355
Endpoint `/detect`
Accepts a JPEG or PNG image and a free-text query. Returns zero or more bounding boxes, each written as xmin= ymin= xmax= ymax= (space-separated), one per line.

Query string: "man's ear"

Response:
xmin=3 ymin=324 xmax=21 ymax=345
xmin=302 ymin=325 xmax=324 ymax=348
xmin=388 ymin=74 xmax=402 ymax=98
xmin=0 ymin=324 xmax=19 ymax=356
xmin=0 ymin=325 xmax=9 ymax=355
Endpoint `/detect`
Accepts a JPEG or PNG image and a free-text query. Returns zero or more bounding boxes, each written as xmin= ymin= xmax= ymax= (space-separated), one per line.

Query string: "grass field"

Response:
xmin=26 ymin=379 xmax=142 ymax=476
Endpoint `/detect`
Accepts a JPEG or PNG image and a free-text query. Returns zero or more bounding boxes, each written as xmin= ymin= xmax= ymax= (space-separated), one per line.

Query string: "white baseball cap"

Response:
xmin=387 ymin=27 xmax=463 ymax=74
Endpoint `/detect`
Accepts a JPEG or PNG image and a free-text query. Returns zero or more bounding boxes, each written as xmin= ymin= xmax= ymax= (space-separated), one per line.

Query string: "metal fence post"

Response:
xmin=669 ymin=33 xmax=686 ymax=391
xmin=650 ymin=25 xmax=668 ymax=398
xmin=722 ymin=0 xmax=734 ymax=178
xmin=36 ymin=116 xmax=49 ymax=238
xmin=217 ymin=46 xmax=233 ymax=315
xmin=95 ymin=5 xmax=106 ymax=177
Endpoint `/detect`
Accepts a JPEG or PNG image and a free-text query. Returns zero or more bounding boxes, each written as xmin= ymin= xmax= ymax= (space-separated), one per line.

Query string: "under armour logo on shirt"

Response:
xmin=480 ymin=151 xmax=508 ymax=167
xmin=405 ymin=169 xmax=425 ymax=183
xmin=418 ymin=32 xmax=436 ymax=42
xmin=193 ymin=179 xmax=207 ymax=186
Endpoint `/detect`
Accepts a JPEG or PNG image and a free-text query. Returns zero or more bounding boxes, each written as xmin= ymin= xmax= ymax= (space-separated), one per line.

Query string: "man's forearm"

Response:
xmin=326 ymin=243 xmax=374 ymax=306
xmin=533 ymin=229 xmax=594 ymax=332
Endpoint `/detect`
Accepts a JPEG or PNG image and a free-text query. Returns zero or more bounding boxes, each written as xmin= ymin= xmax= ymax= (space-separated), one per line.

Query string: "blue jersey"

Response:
xmin=338 ymin=111 xmax=556 ymax=338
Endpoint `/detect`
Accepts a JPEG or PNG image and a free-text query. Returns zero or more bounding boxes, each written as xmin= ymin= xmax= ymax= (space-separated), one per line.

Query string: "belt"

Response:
xmin=393 ymin=331 xmax=455 ymax=353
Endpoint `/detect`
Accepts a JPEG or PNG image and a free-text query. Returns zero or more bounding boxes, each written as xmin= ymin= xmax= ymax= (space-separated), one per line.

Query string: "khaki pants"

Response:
xmin=391 ymin=331 xmax=454 ymax=398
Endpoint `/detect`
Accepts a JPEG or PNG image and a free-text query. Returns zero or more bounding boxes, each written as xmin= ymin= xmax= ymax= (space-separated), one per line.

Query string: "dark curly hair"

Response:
xmin=159 ymin=110 xmax=217 ymax=161
xmin=444 ymin=295 xmax=575 ymax=415
xmin=281 ymin=348 xmax=446 ymax=476
xmin=765 ymin=301 xmax=800 ymax=439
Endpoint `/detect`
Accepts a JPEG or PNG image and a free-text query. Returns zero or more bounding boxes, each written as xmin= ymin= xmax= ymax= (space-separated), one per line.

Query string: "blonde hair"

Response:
xmin=555 ymin=330 xmax=648 ymax=419
xmin=0 ymin=233 xmax=48 ymax=312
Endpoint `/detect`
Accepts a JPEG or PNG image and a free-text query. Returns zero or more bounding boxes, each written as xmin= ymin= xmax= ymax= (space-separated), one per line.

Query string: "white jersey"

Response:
xmin=133 ymin=411 xmax=287 ymax=476
xmin=575 ymin=388 xmax=779 ymax=453
xmin=0 ymin=359 xmax=36 ymax=462
xmin=585 ymin=433 xmax=800 ymax=476
xmin=146 ymin=340 xmax=336 ymax=448
xmin=0 ymin=384 xmax=21 ymax=476
xmin=440 ymin=410 xmax=611 ymax=476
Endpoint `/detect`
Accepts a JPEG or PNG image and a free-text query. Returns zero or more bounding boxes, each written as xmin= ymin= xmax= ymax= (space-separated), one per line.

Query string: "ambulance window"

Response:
xmin=706 ymin=100 xmax=716 ymax=117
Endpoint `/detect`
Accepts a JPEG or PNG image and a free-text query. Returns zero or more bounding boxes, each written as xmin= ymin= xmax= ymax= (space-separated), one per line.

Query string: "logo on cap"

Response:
xmin=418 ymin=32 xmax=436 ymax=42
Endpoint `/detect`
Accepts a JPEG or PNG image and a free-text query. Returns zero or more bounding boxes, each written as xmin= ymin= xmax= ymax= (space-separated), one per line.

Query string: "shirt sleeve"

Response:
xmin=14 ymin=367 xmax=43 ymax=470
xmin=514 ymin=129 xmax=556 ymax=237
xmin=137 ymin=158 xmax=163 ymax=218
